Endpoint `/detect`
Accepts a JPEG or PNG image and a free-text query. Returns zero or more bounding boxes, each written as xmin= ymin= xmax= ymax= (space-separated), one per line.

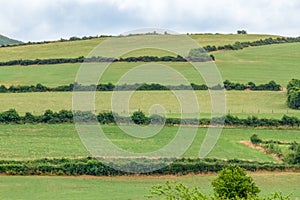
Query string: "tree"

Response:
xmin=131 ymin=110 xmax=149 ymax=125
xmin=250 ymin=134 xmax=262 ymax=144
xmin=211 ymin=166 xmax=260 ymax=199
xmin=237 ymin=30 xmax=247 ymax=34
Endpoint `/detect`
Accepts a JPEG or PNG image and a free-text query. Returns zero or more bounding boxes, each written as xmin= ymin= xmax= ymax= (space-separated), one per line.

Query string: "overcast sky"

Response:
xmin=1 ymin=0 xmax=299 ymax=42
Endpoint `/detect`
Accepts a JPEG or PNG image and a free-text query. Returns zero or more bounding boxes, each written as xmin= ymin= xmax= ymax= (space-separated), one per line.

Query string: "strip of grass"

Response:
xmin=0 ymin=173 xmax=299 ymax=200
xmin=0 ymin=91 xmax=299 ymax=118
xmin=1 ymin=124 xmax=300 ymax=162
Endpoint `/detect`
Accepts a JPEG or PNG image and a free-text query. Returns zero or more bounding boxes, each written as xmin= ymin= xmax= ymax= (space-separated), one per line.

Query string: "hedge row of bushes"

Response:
xmin=0 ymin=54 xmax=215 ymax=66
xmin=0 ymin=80 xmax=282 ymax=93
xmin=202 ymin=36 xmax=300 ymax=52
xmin=224 ymin=80 xmax=281 ymax=91
xmin=287 ymin=79 xmax=300 ymax=109
xmin=250 ymin=134 xmax=300 ymax=164
xmin=1 ymin=109 xmax=300 ymax=127
xmin=1 ymin=157 xmax=299 ymax=176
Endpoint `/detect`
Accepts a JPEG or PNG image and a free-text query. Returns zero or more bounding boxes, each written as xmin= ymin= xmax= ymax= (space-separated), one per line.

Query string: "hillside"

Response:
xmin=0 ymin=34 xmax=22 ymax=46
xmin=0 ymin=34 xmax=278 ymax=61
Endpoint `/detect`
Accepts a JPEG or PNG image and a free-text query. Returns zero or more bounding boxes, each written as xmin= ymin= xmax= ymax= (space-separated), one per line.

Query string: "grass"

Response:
xmin=1 ymin=124 xmax=300 ymax=162
xmin=0 ymin=34 xmax=278 ymax=61
xmin=1 ymin=43 xmax=300 ymax=87
xmin=0 ymin=173 xmax=299 ymax=199
xmin=0 ymin=91 xmax=299 ymax=118
xmin=214 ymin=43 xmax=300 ymax=86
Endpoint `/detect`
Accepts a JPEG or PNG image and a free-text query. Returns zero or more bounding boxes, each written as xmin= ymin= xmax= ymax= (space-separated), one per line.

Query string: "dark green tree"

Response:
xmin=131 ymin=110 xmax=149 ymax=125
xmin=212 ymin=166 xmax=260 ymax=199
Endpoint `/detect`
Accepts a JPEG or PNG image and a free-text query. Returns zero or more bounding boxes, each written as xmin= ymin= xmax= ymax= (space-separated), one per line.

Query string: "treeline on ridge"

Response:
xmin=1 ymin=109 xmax=300 ymax=127
xmin=287 ymin=79 xmax=300 ymax=110
xmin=202 ymin=36 xmax=300 ymax=52
xmin=0 ymin=80 xmax=281 ymax=93
xmin=0 ymin=35 xmax=111 ymax=48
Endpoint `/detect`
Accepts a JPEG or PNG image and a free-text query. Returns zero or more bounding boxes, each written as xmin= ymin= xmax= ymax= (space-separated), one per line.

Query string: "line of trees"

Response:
xmin=202 ymin=36 xmax=300 ymax=52
xmin=224 ymin=80 xmax=281 ymax=91
xmin=0 ymin=55 xmax=215 ymax=66
xmin=0 ymin=80 xmax=282 ymax=93
xmin=0 ymin=35 xmax=112 ymax=48
xmin=287 ymin=79 xmax=300 ymax=109
xmin=1 ymin=157 xmax=300 ymax=176
xmin=1 ymin=109 xmax=300 ymax=128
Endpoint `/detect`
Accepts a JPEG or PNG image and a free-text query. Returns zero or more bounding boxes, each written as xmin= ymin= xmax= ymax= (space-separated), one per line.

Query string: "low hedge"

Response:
xmin=0 ymin=80 xmax=282 ymax=93
xmin=1 ymin=109 xmax=300 ymax=127
xmin=0 ymin=157 xmax=299 ymax=176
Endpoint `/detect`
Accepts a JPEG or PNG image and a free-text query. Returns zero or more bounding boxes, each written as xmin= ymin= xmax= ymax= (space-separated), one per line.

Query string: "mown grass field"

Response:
xmin=0 ymin=91 xmax=299 ymax=118
xmin=1 ymin=124 xmax=300 ymax=162
xmin=0 ymin=173 xmax=299 ymax=200
xmin=0 ymin=34 xmax=278 ymax=61
xmin=0 ymin=43 xmax=300 ymax=87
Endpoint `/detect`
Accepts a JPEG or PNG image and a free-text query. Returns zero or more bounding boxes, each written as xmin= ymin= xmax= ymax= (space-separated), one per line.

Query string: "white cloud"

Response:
xmin=0 ymin=0 xmax=299 ymax=41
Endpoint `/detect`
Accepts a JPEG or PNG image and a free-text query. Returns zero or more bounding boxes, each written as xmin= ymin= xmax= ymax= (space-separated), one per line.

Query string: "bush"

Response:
xmin=287 ymin=79 xmax=300 ymax=109
xmin=212 ymin=166 xmax=260 ymax=199
xmin=131 ymin=110 xmax=149 ymax=125
xmin=147 ymin=181 xmax=209 ymax=199
xmin=250 ymin=134 xmax=262 ymax=144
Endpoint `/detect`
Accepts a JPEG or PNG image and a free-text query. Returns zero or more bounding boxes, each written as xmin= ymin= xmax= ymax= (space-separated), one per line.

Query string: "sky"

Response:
xmin=0 ymin=0 xmax=300 ymax=42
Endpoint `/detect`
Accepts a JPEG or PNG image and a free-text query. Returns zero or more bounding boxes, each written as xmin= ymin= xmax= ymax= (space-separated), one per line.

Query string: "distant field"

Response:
xmin=0 ymin=91 xmax=299 ymax=118
xmin=215 ymin=43 xmax=300 ymax=86
xmin=0 ymin=43 xmax=300 ymax=87
xmin=0 ymin=173 xmax=299 ymax=200
xmin=0 ymin=34 xmax=278 ymax=61
xmin=2 ymin=124 xmax=300 ymax=161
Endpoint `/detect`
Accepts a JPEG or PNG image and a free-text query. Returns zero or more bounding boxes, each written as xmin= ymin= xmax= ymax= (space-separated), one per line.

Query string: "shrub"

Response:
xmin=250 ymin=134 xmax=262 ymax=144
xmin=131 ymin=110 xmax=149 ymax=125
xmin=212 ymin=166 xmax=260 ymax=199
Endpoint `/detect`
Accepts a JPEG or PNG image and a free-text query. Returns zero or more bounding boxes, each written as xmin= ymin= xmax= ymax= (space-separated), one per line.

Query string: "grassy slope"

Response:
xmin=0 ymin=91 xmax=299 ymax=118
xmin=0 ymin=43 xmax=299 ymax=87
xmin=215 ymin=43 xmax=300 ymax=85
xmin=2 ymin=124 xmax=300 ymax=161
xmin=0 ymin=173 xmax=299 ymax=200
xmin=0 ymin=34 xmax=277 ymax=61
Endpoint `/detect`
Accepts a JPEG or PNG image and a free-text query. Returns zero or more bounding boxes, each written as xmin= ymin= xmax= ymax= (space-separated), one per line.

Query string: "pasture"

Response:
xmin=1 ymin=124 xmax=300 ymax=162
xmin=0 ymin=34 xmax=277 ymax=61
xmin=0 ymin=91 xmax=299 ymax=118
xmin=0 ymin=43 xmax=300 ymax=87
xmin=0 ymin=173 xmax=299 ymax=199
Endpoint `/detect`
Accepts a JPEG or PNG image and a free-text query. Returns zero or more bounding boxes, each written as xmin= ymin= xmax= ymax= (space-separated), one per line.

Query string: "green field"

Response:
xmin=0 ymin=34 xmax=278 ymax=61
xmin=0 ymin=91 xmax=299 ymax=118
xmin=1 ymin=124 xmax=300 ymax=162
xmin=0 ymin=33 xmax=300 ymax=199
xmin=1 ymin=43 xmax=300 ymax=87
xmin=0 ymin=173 xmax=299 ymax=200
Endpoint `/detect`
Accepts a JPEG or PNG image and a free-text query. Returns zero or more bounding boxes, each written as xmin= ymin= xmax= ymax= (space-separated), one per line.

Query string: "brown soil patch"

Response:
xmin=239 ymin=141 xmax=282 ymax=163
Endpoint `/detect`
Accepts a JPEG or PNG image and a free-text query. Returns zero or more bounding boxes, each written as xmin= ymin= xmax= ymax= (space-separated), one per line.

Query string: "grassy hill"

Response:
xmin=0 ymin=42 xmax=299 ymax=87
xmin=0 ymin=34 xmax=278 ymax=61
xmin=0 ymin=34 xmax=22 ymax=46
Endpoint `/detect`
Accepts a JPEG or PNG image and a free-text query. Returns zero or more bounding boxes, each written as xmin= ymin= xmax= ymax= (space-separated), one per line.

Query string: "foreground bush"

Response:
xmin=212 ymin=166 xmax=260 ymax=199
